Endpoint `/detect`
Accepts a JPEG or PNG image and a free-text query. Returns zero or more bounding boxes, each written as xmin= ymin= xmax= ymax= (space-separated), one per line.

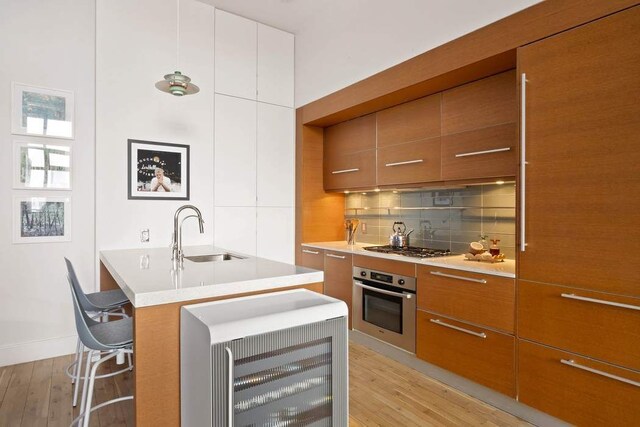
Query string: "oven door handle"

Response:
xmin=354 ymin=280 xmax=412 ymax=299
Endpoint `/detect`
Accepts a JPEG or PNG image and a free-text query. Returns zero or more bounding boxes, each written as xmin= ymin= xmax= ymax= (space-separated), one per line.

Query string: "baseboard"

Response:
xmin=0 ymin=335 xmax=78 ymax=367
xmin=349 ymin=330 xmax=570 ymax=427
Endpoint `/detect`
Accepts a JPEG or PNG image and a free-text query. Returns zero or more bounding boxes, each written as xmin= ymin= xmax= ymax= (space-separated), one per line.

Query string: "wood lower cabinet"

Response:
xmin=518 ymin=280 xmax=640 ymax=372
xmin=323 ymin=251 xmax=353 ymax=328
xmin=299 ymin=246 xmax=324 ymax=271
xmin=441 ymin=123 xmax=516 ymax=181
xmin=416 ymin=310 xmax=515 ymax=397
xmin=377 ymin=137 xmax=441 ymax=186
xmin=417 ymin=266 xmax=515 ymax=333
xmin=518 ymin=339 xmax=640 ymax=427
xmin=518 ymin=6 xmax=640 ymax=297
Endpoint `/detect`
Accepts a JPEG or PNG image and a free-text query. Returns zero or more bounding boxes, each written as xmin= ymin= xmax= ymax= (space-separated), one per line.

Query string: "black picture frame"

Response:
xmin=127 ymin=139 xmax=190 ymax=200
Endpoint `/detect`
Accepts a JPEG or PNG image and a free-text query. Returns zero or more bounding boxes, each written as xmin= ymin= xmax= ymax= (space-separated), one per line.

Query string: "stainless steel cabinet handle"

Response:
xmin=560 ymin=293 xmax=640 ymax=312
xmin=225 ymin=347 xmax=234 ymax=427
xmin=385 ymin=159 xmax=424 ymax=167
xmin=520 ymin=72 xmax=528 ymax=252
xmin=455 ymin=147 xmax=511 ymax=158
xmin=326 ymin=253 xmax=346 ymax=259
xmin=430 ymin=271 xmax=487 ymax=284
xmin=332 ymin=168 xmax=359 ymax=174
xmin=560 ymin=359 xmax=640 ymax=388
xmin=302 ymin=249 xmax=319 ymax=255
xmin=430 ymin=318 xmax=487 ymax=338
xmin=354 ymin=281 xmax=411 ymax=298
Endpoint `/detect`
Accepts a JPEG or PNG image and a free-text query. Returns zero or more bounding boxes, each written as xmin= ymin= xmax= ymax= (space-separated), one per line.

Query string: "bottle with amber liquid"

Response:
xmin=489 ymin=239 xmax=501 ymax=256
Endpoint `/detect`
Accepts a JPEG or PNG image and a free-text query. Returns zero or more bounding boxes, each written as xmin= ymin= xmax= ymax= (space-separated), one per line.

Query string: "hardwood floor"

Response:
xmin=0 ymin=343 xmax=528 ymax=426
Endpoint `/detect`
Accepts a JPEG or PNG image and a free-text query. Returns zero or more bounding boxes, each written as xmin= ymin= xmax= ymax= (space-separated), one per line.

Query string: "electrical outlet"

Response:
xmin=140 ymin=229 xmax=150 ymax=243
xmin=361 ymin=222 xmax=367 ymax=234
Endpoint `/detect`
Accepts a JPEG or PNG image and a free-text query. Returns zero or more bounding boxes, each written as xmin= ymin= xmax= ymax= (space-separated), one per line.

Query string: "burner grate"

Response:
xmin=363 ymin=245 xmax=453 ymax=258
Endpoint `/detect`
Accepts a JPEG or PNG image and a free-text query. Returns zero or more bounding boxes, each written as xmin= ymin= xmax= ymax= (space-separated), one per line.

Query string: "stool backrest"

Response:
xmin=68 ymin=277 xmax=111 ymax=351
xmin=64 ymin=257 xmax=100 ymax=313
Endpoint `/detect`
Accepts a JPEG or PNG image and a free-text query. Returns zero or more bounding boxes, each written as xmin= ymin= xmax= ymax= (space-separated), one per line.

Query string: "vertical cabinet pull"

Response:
xmin=225 ymin=347 xmax=234 ymax=427
xmin=560 ymin=359 xmax=640 ymax=388
xmin=520 ymin=72 xmax=528 ymax=252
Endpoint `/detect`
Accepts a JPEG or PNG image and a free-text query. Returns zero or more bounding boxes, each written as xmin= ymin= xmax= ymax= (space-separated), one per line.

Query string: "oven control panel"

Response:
xmin=352 ymin=266 xmax=417 ymax=291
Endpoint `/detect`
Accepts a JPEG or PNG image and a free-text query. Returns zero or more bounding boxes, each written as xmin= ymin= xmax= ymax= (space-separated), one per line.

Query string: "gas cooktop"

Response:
xmin=363 ymin=245 xmax=454 ymax=258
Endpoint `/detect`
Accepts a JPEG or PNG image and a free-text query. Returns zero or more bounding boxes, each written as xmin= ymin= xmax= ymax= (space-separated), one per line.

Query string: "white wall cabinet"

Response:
xmin=257 ymin=24 xmax=294 ymax=108
xmin=215 ymin=10 xmax=257 ymax=100
xmin=214 ymin=207 xmax=257 ymax=256
xmin=257 ymin=207 xmax=295 ymax=264
xmin=214 ymin=94 xmax=257 ymax=207
xmin=257 ymin=103 xmax=295 ymax=207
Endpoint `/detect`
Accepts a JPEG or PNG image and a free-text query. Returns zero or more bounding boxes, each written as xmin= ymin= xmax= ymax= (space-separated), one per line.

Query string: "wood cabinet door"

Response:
xmin=518 ymin=339 xmax=640 ymax=427
xmin=324 ymin=114 xmax=376 ymax=158
xmin=299 ymin=247 xmax=325 ymax=271
xmin=376 ymin=94 xmax=440 ymax=147
xmin=324 ymin=149 xmax=376 ymax=190
xmin=417 ymin=310 xmax=516 ymax=397
xmin=518 ymin=7 xmax=640 ymax=297
xmin=324 ymin=251 xmax=353 ymax=328
xmin=377 ymin=138 xmax=441 ymax=186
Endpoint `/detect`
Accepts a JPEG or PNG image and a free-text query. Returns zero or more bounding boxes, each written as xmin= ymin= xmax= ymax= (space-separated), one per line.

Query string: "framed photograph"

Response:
xmin=128 ymin=139 xmax=190 ymax=200
xmin=13 ymin=140 xmax=72 ymax=190
xmin=13 ymin=194 xmax=71 ymax=243
xmin=11 ymin=83 xmax=74 ymax=139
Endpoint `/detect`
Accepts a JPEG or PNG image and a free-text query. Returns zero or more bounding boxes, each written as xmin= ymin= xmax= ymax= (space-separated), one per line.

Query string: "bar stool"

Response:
xmin=64 ymin=258 xmax=130 ymax=406
xmin=68 ymin=278 xmax=134 ymax=427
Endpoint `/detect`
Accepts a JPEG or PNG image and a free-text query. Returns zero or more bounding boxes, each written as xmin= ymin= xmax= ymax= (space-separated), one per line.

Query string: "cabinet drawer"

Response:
xmin=441 ymin=123 xmax=517 ymax=181
xmin=324 ymin=251 xmax=353 ymax=328
xmin=518 ymin=280 xmax=640 ymax=371
xmin=417 ymin=266 xmax=515 ymax=332
xmin=324 ymin=149 xmax=376 ymax=190
xmin=324 ymin=113 xmax=376 ymax=157
xmin=377 ymin=138 xmax=441 ymax=186
xmin=299 ymin=247 xmax=324 ymax=270
xmin=417 ymin=310 xmax=515 ymax=397
xmin=376 ymin=94 xmax=441 ymax=148
xmin=519 ymin=339 xmax=640 ymax=427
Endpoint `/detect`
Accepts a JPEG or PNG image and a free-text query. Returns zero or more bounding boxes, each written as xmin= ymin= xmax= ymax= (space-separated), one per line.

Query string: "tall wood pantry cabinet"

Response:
xmin=517 ymin=6 xmax=640 ymax=426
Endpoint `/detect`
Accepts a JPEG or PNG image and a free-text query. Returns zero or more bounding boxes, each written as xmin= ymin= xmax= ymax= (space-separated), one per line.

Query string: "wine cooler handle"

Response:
xmin=225 ymin=347 xmax=234 ymax=427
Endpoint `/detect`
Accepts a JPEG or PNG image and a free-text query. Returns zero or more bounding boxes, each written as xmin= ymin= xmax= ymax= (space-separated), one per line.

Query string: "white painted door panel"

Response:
xmin=215 ymin=10 xmax=257 ymax=99
xmin=257 ymin=103 xmax=294 ymax=207
xmin=214 ymin=207 xmax=257 ymax=256
xmin=214 ymin=94 xmax=256 ymax=206
xmin=257 ymin=24 xmax=294 ymax=107
xmin=257 ymin=207 xmax=294 ymax=264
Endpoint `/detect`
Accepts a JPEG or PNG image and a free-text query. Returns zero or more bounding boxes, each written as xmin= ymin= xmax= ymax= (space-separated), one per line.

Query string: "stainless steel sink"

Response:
xmin=184 ymin=253 xmax=245 ymax=263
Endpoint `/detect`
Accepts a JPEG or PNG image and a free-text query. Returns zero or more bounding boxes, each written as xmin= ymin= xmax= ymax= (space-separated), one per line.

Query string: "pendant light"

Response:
xmin=155 ymin=0 xmax=200 ymax=96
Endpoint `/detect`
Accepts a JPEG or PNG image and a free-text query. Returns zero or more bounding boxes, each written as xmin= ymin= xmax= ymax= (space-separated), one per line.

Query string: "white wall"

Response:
xmin=0 ymin=0 xmax=96 ymax=365
xmin=293 ymin=0 xmax=540 ymax=106
xmin=96 ymin=0 xmax=215 ymax=256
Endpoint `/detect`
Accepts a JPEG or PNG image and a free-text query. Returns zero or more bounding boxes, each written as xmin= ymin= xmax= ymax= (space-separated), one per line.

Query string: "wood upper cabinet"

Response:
xmin=376 ymin=94 xmax=440 ymax=147
xmin=323 ymin=251 xmax=353 ymax=328
xmin=441 ymin=70 xmax=517 ymax=181
xmin=517 ymin=7 xmax=640 ymax=297
xmin=377 ymin=138 xmax=441 ymax=186
xmin=324 ymin=114 xmax=376 ymax=190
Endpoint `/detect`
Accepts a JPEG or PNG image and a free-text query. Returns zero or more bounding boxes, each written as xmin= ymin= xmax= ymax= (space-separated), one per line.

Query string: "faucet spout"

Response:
xmin=172 ymin=205 xmax=205 ymax=267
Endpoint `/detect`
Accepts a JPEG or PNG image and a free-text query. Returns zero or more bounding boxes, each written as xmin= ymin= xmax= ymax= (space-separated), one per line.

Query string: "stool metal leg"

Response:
xmin=72 ymin=343 xmax=84 ymax=407
xmin=82 ymin=350 xmax=120 ymax=427
xmin=71 ymin=339 xmax=81 ymax=384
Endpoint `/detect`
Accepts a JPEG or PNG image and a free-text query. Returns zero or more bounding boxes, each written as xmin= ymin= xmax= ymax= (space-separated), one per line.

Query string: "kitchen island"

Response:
xmin=99 ymin=245 xmax=324 ymax=426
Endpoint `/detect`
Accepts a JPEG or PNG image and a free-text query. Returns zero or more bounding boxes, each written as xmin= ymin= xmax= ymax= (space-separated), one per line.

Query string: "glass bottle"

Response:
xmin=489 ymin=239 xmax=501 ymax=256
xmin=479 ymin=235 xmax=489 ymax=251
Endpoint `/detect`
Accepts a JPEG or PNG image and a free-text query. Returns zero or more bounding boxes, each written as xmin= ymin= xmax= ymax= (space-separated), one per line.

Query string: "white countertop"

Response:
xmin=99 ymin=245 xmax=324 ymax=308
xmin=302 ymin=241 xmax=516 ymax=278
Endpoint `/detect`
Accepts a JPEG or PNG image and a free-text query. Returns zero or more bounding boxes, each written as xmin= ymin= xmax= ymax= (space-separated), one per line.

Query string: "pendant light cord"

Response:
xmin=176 ymin=0 xmax=180 ymax=70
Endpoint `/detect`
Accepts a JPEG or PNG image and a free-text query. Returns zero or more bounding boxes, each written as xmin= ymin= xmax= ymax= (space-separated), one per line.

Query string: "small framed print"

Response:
xmin=13 ymin=194 xmax=71 ymax=244
xmin=13 ymin=140 xmax=72 ymax=190
xmin=128 ymin=139 xmax=190 ymax=200
xmin=11 ymin=82 xmax=74 ymax=139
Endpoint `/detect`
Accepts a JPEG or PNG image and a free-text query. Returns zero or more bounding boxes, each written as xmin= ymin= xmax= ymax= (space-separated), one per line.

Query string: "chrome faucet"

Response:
xmin=172 ymin=205 xmax=205 ymax=267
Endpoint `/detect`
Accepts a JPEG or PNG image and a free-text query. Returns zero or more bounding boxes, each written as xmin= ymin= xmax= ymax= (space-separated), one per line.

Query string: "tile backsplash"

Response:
xmin=345 ymin=184 xmax=516 ymax=259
